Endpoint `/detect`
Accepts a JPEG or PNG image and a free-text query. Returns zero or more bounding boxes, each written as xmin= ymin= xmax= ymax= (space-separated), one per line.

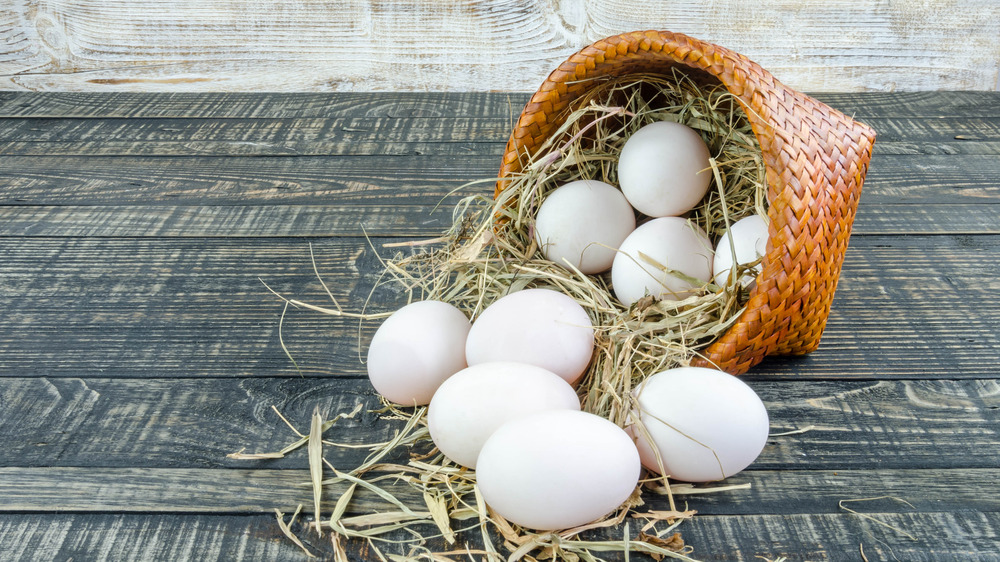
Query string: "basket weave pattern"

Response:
xmin=497 ymin=30 xmax=876 ymax=375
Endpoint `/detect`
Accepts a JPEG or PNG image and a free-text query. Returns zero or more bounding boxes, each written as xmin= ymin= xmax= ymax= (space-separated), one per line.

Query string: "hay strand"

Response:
xmin=241 ymin=69 xmax=768 ymax=560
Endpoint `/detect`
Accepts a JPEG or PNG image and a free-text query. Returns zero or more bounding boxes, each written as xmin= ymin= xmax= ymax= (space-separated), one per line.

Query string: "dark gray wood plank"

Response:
xmin=0 ymin=92 xmax=528 ymax=120
xmin=0 ymin=235 xmax=998 ymax=379
xmin=1 ymin=466 xmax=997 ymax=515
xmin=0 ymin=204 xmax=458 ymax=238
xmin=0 ymin=140 xmax=499 ymax=157
xmin=0 ymin=511 xmax=997 ymax=562
xmin=0 ymin=153 xmax=996 ymax=207
xmin=0 ymin=200 xmax=998 ymax=239
xmin=0 ymin=117 xmax=511 ymax=146
xmin=0 ymin=91 xmax=996 ymax=120
xmin=0 ymin=154 xmax=496 ymax=207
xmin=812 ymin=90 xmax=1000 ymax=119
xmin=1 ymin=378 xmax=997 ymax=470
xmin=2 ymin=139 xmax=999 ymax=157
xmin=0 ymin=514 xmax=299 ymax=562
xmin=0 ymin=115 xmax=995 ymax=157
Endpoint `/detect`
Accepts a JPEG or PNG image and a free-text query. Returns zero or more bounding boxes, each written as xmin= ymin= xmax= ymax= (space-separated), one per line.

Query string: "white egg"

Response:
xmin=628 ymin=367 xmax=769 ymax=482
xmin=714 ymin=215 xmax=769 ymax=288
xmin=618 ymin=121 xmax=712 ymax=217
xmin=465 ymin=288 xmax=594 ymax=384
xmin=611 ymin=217 xmax=714 ymax=306
xmin=476 ymin=410 xmax=641 ymax=530
xmin=534 ymin=180 xmax=636 ymax=274
xmin=365 ymin=300 xmax=470 ymax=406
xmin=427 ymin=362 xmax=580 ymax=468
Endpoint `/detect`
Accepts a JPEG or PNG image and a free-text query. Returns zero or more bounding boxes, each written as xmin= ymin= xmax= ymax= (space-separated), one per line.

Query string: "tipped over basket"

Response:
xmin=497 ymin=30 xmax=876 ymax=375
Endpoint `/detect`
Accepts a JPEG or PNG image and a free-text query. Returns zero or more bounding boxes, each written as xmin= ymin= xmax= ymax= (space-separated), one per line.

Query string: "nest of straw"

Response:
xmin=390 ymin=71 xmax=767 ymax=428
xmin=242 ymin=70 xmax=768 ymax=561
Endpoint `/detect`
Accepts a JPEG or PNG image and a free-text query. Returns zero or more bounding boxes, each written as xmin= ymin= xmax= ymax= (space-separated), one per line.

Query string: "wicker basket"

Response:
xmin=496 ymin=30 xmax=876 ymax=375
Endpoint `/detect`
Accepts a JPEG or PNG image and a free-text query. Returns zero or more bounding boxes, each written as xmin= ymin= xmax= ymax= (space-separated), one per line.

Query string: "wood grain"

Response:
xmin=0 ymin=236 xmax=1000 ymax=378
xmin=2 ymin=201 xmax=999 ymax=239
xmin=1 ymin=377 xmax=997 ymax=471
xmin=1 ymin=1 xmax=998 ymax=92
xmin=1 ymin=466 xmax=997 ymax=516
xmin=0 ymin=117 xmax=997 ymax=157
xmin=1 ymin=91 xmax=998 ymax=120
xmin=0 ymin=115 xmax=997 ymax=146
xmin=0 ymin=153 xmax=997 ymax=208
xmin=1 ymin=235 xmax=998 ymax=379
xmin=1 ymin=512 xmax=998 ymax=561
xmin=1 ymin=90 xmax=998 ymax=561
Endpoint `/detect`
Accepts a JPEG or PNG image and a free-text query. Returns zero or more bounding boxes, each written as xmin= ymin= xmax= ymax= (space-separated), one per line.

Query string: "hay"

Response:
xmin=241 ymin=69 xmax=768 ymax=560
xmin=383 ymin=70 xmax=767 ymax=428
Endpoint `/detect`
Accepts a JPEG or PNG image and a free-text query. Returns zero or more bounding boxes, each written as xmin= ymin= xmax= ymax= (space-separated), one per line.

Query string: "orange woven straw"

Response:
xmin=496 ymin=30 xmax=876 ymax=375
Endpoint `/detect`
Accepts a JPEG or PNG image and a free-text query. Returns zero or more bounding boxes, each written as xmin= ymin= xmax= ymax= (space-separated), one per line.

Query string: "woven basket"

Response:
xmin=496 ymin=30 xmax=876 ymax=375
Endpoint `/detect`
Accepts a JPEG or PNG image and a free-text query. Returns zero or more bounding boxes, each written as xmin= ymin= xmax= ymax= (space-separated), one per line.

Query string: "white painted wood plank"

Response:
xmin=0 ymin=1 xmax=998 ymax=92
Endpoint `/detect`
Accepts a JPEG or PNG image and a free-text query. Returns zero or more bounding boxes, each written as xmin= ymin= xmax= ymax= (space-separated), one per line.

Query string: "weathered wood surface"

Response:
xmin=1 ymin=91 xmax=999 ymax=560
xmin=0 ymin=91 xmax=997 ymax=119
xmin=2 ymin=466 xmax=999 ymax=516
xmin=1 ymin=378 xmax=998 ymax=470
xmin=1 ymin=236 xmax=998 ymax=379
xmin=2 ymin=512 xmax=998 ymax=562
xmin=1 ymin=1 xmax=999 ymax=92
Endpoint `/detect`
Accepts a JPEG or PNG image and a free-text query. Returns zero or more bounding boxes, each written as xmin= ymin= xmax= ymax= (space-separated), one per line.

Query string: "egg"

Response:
xmin=714 ymin=215 xmax=769 ymax=288
xmin=427 ymin=362 xmax=580 ymax=468
xmin=365 ymin=300 xmax=470 ymax=406
xmin=611 ymin=217 xmax=714 ymax=306
xmin=534 ymin=180 xmax=636 ymax=274
xmin=465 ymin=288 xmax=595 ymax=384
xmin=628 ymin=367 xmax=769 ymax=482
xmin=617 ymin=121 xmax=712 ymax=217
xmin=476 ymin=410 xmax=641 ymax=530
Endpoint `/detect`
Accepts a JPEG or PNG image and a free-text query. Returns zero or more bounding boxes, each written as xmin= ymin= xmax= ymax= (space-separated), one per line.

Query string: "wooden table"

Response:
xmin=0 ymin=91 xmax=998 ymax=561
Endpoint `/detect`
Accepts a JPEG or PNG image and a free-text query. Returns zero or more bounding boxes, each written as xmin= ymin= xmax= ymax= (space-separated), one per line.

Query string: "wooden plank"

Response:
xmin=0 ymin=511 xmax=997 ymax=561
xmin=0 ymin=377 xmax=997 ymax=470
xmin=0 ymin=117 xmax=513 ymax=146
xmin=0 ymin=92 xmax=529 ymax=119
xmin=0 ymin=115 xmax=996 ymax=153
xmin=2 ymin=138 xmax=1000 ymax=157
xmin=0 ymin=154 xmax=496 ymax=207
xmin=0 ymin=139 xmax=501 ymax=157
xmin=0 ymin=91 xmax=997 ymax=120
xmin=1 ymin=466 xmax=997 ymax=515
xmin=0 ymin=514 xmax=297 ymax=561
xmin=0 ymin=153 xmax=997 ymax=207
xmin=0 ymin=204 xmax=460 ymax=238
xmin=2 ymin=1 xmax=998 ymax=92
xmin=0 ymin=235 xmax=998 ymax=379
xmin=2 ymin=201 xmax=999 ymax=239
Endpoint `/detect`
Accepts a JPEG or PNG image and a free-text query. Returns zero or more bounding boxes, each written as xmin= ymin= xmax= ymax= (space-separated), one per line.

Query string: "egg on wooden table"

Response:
xmin=427 ymin=362 xmax=580 ymax=468
xmin=611 ymin=217 xmax=714 ymax=306
xmin=628 ymin=367 xmax=769 ymax=482
xmin=465 ymin=288 xmax=595 ymax=384
xmin=617 ymin=121 xmax=712 ymax=217
xmin=476 ymin=410 xmax=641 ymax=530
xmin=365 ymin=300 xmax=470 ymax=406
xmin=533 ymin=179 xmax=636 ymax=274
xmin=714 ymin=214 xmax=769 ymax=289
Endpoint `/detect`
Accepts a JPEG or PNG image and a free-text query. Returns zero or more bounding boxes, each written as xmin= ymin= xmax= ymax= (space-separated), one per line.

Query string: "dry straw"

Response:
xmin=240 ymin=70 xmax=768 ymax=561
